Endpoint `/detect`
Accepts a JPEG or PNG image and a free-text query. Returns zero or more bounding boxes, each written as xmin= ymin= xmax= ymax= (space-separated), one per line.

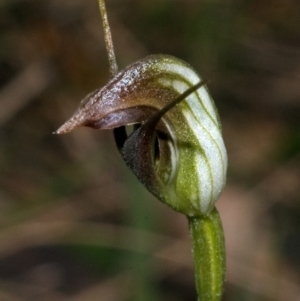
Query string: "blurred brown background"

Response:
xmin=1 ymin=0 xmax=300 ymax=300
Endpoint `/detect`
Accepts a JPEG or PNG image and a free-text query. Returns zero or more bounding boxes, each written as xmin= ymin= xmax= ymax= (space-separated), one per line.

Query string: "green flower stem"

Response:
xmin=188 ymin=207 xmax=225 ymax=301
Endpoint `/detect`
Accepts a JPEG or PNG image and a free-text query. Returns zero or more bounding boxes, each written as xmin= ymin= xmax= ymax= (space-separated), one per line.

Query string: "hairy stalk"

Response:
xmin=188 ymin=208 xmax=225 ymax=301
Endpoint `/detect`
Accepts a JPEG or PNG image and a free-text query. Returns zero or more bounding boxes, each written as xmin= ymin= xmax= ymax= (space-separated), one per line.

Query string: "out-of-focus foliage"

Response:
xmin=0 ymin=0 xmax=300 ymax=300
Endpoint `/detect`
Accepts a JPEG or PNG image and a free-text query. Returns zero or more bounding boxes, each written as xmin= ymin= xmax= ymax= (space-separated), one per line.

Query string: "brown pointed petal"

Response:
xmin=54 ymin=113 xmax=86 ymax=135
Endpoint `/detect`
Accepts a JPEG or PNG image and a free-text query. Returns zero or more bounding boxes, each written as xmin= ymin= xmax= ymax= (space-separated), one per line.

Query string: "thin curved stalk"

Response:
xmin=98 ymin=0 xmax=118 ymax=77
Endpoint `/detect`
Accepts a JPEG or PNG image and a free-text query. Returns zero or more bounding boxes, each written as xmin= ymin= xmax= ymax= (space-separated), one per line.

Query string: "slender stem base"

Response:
xmin=188 ymin=207 xmax=225 ymax=301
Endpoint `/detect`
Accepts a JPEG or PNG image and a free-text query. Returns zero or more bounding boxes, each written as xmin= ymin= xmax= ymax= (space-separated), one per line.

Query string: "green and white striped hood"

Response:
xmin=56 ymin=54 xmax=227 ymax=216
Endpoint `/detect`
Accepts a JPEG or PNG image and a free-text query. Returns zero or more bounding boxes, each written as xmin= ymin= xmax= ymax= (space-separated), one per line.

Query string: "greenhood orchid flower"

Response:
xmin=56 ymin=1 xmax=227 ymax=300
xmin=56 ymin=54 xmax=227 ymax=217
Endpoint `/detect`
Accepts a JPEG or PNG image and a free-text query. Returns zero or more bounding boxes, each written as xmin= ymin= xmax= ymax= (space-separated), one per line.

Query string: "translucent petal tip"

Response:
xmin=54 ymin=115 xmax=83 ymax=135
